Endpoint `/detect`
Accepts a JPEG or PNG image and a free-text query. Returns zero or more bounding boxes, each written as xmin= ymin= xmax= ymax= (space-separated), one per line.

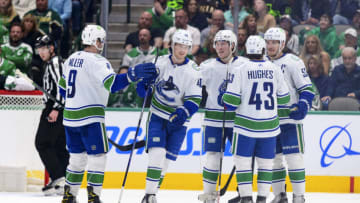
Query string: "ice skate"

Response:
xmin=61 ymin=185 xmax=77 ymax=203
xmin=87 ymin=186 xmax=101 ymax=203
xmin=42 ymin=176 xmax=65 ymax=196
xmin=271 ymin=192 xmax=288 ymax=203
xmin=141 ymin=194 xmax=157 ymax=203
xmin=240 ymin=196 xmax=254 ymax=203
xmin=256 ymin=196 xmax=266 ymax=203
xmin=293 ymin=194 xmax=305 ymax=203
xmin=198 ymin=191 xmax=217 ymax=203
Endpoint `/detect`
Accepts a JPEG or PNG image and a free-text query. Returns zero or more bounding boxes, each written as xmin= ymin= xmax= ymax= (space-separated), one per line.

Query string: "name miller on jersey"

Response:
xmin=68 ymin=58 xmax=84 ymax=68
xmin=247 ymin=69 xmax=274 ymax=80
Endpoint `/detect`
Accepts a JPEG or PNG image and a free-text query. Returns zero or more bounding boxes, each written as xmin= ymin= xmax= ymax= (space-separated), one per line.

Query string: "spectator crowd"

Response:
xmin=119 ymin=0 xmax=360 ymax=110
xmin=1 ymin=0 xmax=360 ymax=111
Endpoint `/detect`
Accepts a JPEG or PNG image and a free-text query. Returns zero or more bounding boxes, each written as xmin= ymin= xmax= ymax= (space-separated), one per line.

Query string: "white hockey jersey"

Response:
xmin=150 ymin=55 xmax=202 ymax=124
xmin=59 ymin=51 xmax=115 ymax=127
xmin=200 ymin=56 xmax=248 ymax=127
xmin=267 ymin=53 xmax=315 ymax=124
xmin=122 ymin=46 xmax=157 ymax=68
xmin=223 ymin=59 xmax=290 ymax=138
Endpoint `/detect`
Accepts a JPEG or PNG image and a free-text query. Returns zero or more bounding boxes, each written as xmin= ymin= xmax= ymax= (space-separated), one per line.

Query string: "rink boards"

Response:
xmin=1 ymin=108 xmax=360 ymax=193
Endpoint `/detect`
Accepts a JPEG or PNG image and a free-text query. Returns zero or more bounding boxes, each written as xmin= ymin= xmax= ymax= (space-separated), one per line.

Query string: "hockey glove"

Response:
xmin=289 ymin=101 xmax=308 ymax=120
xmin=136 ymin=80 xmax=153 ymax=98
xmin=169 ymin=106 xmax=189 ymax=127
xmin=127 ymin=63 xmax=158 ymax=82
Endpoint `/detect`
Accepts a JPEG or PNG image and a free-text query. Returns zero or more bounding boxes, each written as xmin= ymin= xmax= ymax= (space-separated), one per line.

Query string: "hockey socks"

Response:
xmin=286 ymin=154 xmax=305 ymax=196
xmin=256 ymin=157 xmax=273 ymax=197
xmin=234 ymin=156 xmax=253 ymax=197
xmin=234 ymin=156 xmax=273 ymax=198
xmin=87 ymin=154 xmax=107 ymax=196
xmin=65 ymin=152 xmax=87 ymax=196
xmin=202 ymin=152 xmax=221 ymax=194
xmin=272 ymin=154 xmax=305 ymax=196
xmin=145 ymin=148 xmax=166 ymax=194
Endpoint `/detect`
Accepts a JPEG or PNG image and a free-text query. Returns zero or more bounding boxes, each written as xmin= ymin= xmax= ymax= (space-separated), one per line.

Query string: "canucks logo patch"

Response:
xmin=156 ymin=76 xmax=180 ymax=102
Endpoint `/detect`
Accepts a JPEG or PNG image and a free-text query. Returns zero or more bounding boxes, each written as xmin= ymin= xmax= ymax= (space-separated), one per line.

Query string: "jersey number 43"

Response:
xmin=249 ymin=82 xmax=274 ymax=110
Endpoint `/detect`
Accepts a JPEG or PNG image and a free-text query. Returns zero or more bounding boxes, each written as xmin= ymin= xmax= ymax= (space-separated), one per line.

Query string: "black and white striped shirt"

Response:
xmin=43 ymin=56 xmax=64 ymax=110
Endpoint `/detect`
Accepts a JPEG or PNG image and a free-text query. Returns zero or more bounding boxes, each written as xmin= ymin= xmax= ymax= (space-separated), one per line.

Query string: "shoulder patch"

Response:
xmin=191 ymin=62 xmax=200 ymax=71
xmin=290 ymin=54 xmax=300 ymax=61
xmin=94 ymin=54 xmax=103 ymax=58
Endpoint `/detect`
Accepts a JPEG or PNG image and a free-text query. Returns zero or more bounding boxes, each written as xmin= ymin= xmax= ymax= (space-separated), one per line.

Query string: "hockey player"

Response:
xmin=198 ymin=30 xmax=247 ymax=203
xmin=58 ymin=25 xmax=158 ymax=203
xmin=222 ymin=35 xmax=290 ymax=203
xmin=264 ymin=27 xmax=315 ymax=203
xmin=138 ymin=29 xmax=202 ymax=203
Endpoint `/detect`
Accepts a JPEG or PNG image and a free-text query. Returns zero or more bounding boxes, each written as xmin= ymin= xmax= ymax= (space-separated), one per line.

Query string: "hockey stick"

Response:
xmin=15 ymin=70 xmax=145 ymax=152
xmin=220 ymin=165 xmax=235 ymax=196
xmin=117 ymin=48 xmax=159 ymax=203
xmin=217 ymin=59 xmax=232 ymax=203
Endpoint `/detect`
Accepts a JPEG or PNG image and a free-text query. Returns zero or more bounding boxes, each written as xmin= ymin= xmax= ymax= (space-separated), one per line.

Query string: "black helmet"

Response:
xmin=35 ymin=35 xmax=54 ymax=48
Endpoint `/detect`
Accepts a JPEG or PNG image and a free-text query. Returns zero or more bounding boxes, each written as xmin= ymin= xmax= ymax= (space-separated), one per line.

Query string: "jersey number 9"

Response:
xmin=67 ymin=70 xmax=77 ymax=98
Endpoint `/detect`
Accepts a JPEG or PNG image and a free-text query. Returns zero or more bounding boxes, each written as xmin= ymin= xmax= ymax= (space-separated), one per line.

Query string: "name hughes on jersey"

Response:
xmin=247 ymin=69 xmax=273 ymax=80
xmin=68 ymin=58 xmax=84 ymax=68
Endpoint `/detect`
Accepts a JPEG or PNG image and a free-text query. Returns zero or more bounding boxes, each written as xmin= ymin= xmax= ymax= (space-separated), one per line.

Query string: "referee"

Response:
xmin=34 ymin=35 xmax=69 ymax=196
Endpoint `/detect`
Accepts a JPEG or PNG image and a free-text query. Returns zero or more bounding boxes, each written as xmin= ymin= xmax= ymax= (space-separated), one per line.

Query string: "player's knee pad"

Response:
xmin=69 ymin=152 xmax=87 ymax=171
xmin=273 ymin=153 xmax=285 ymax=169
xmin=233 ymin=155 xmax=252 ymax=170
xmin=256 ymin=157 xmax=273 ymax=169
xmin=148 ymin=147 xmax=166 ymax=168
xmin=88 ymin=153 xmax=107 ymax=171
xmin=205 ymin=152 xmax=221 ymax=170
xmin=284 ymin=153 xmax=304 ymax=170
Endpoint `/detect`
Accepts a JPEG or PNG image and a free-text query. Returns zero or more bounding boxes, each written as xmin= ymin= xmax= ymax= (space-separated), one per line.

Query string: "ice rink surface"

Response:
xmin=1 ymin=189 xmax=360 ymax=203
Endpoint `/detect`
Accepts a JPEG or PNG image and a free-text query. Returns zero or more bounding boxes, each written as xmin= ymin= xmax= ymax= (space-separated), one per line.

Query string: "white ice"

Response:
xmin=1 ymin=189 xmax=360 ymax=203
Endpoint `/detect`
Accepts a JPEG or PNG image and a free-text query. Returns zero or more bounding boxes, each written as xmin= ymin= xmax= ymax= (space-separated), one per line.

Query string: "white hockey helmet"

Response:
xmin=171 ymin=29 xmax=192 ymax=53
xmin=82 ymin=24 xmax=106 ymax=52
xmin=245 ymin=35 xmax=266 ymax=55
xmin=264 ymin=27 xmax=286 ymax=51
xmin=213 ymin=30 xmax=238 ymax=53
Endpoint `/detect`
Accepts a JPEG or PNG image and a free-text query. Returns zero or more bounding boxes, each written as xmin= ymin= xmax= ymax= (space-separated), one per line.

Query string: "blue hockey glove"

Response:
xmin=136 ymin=81 xmax=153 ymax=98
xmin=289 ymin=101 xmax=308 ymax=120
xmin=127 ymin=62 xmax=158 ymax=82
xmin=169 ymin=106 xmax=189 ymax=127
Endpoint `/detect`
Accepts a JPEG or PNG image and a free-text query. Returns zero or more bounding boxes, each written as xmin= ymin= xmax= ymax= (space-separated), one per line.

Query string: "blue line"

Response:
xmin=66 ymin=169 xmax=85 ymax=174
xmin=65 ymin=104 xmax=105 ymax=110
xmin=203 ymin=179 xmax=217 ymax=185
xmin=204 ymin=167 xmax=219 ymax=173
xmin=297 ymin=84 xmax=312 ymax=91
xmin=236 ymin=114 xmax=277 ymax=121
xmin=288 ymin=168 xmax=305 ymax=172
xmin=102 ymin=73 xmax=115 ymax=84
xmin=64 ymin=116 xmax=104 ymax=122
xmin=234 ymin=125 xmax=280 ymax=133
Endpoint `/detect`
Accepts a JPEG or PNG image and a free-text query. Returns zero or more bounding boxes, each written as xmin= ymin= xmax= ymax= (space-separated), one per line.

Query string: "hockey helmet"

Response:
xmin=81 ymin=24 xmax=106 ymax=52
xmin=171 ymin=29 xmax=192 ymax=53
xmin=35 ymin=35 xmax=54 ymax=48
xmin=264 ymin=27 xmax=286 ymax=50
xmin=245 ymin=35 xmax=266 ymax=55
xmin=213 ymin=30 xmax=238 ymax=54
